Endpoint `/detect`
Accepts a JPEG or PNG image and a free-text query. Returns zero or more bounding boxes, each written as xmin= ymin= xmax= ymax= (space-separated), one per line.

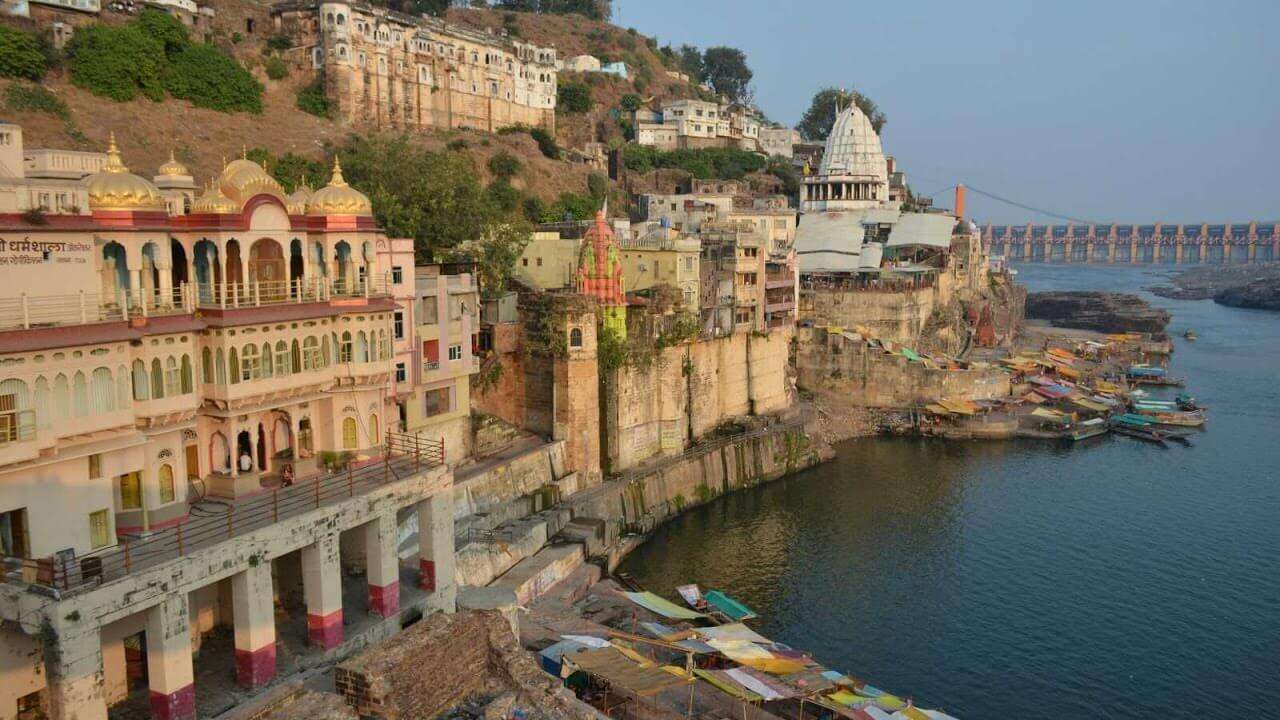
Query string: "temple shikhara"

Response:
xmin=575 ymin=209 xmax=627 ymax=338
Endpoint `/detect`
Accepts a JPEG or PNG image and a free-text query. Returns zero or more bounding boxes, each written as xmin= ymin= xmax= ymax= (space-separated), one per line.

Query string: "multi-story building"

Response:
xmin=403 ymin=264 xmax=479 ymax=462
xmin=0 ymin=132 xmax=457 ymax=720
xmin=759 ymin=126 xmax=800 ymax=159
xmin=618 ymin=222 xmax=701 ymax=312
xmin=270 ymin=1 xmax=558 ymax=134
xmin=634 ymin=100 xmax=763 ymax=152
xmin=699 ymin=219 xmax=770 ymax=335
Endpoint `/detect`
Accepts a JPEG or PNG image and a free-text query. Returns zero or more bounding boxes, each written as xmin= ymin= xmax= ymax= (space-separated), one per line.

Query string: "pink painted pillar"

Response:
xmin=231 ymin=562 xmax=276 ymax=689
xmin=302 ymin=533 xmax=344 ymax=650
xmin=146 ymin=595 xmax=195 ymax=720
xmin=365 ymin=513 xmax=400 ymax=619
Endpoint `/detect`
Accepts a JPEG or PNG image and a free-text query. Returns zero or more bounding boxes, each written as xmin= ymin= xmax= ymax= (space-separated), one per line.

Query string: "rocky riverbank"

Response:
xmin=1149 ymin=262 xmax=1280 ymax=310
xmin=1024 ymin=291 xmax=1171 ymax=338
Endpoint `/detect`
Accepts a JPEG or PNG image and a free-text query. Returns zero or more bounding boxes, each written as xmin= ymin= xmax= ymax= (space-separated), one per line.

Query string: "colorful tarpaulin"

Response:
xmin=725 ymin=667 xmax=791 ymax=700
xmin=562 ymin=647 xmax=690 ymax=697
xmin=622 ymin=591 xmax=706 ymax=619
xmin=699 ymin=623 xmax=770 ymax=644
xmin=704 ymin=590 xmax=758 ymax=620
xmin=694 ymin=669 xmax=761 ymax=701
xmin=676 ymin=584 xmax=702 ymax=608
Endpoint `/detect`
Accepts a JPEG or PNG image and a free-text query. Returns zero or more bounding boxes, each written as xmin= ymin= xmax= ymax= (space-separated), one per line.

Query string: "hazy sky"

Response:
xmin=612 ymin=0 xmax=1279 ymax=225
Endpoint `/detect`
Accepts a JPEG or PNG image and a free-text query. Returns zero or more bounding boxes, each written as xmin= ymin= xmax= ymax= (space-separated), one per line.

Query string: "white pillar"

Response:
xmin=231 ymin=562 xmax=276 ymax=689
xmin=145 ymin=595 xmax=195 ymax=720
xmin=416 ymin=491 xmax=456 ymax=612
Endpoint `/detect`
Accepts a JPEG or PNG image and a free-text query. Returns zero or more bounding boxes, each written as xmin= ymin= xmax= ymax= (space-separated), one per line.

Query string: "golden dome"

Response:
xmin=306 ymin=157 xmax=372 ymax=216
xmin=191 ymin=179 xmax=240 ymax=214
xmin=157 ymin=149 xmax=189 ymax=177
xmin=286 ymin=184 xmax=313 ymax=214
xmin=218 ymin=152 xmax=285 ymax=206
xmin=85 ymin=134 xmax=166 ymax=212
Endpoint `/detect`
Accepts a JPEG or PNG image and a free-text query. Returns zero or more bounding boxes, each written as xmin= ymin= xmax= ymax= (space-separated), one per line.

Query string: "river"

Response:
xmin=618 ymin=264 xmax=1280 ymax=719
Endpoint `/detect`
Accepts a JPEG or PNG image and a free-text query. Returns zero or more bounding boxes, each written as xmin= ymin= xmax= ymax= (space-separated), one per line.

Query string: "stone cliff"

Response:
xmin=1025 ymin=291 xmax=1171 ymax=338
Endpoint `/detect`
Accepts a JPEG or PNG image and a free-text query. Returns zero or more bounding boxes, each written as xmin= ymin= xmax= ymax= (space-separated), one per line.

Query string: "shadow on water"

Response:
xmin=620 ymin=264 xmax=1280 ymax=720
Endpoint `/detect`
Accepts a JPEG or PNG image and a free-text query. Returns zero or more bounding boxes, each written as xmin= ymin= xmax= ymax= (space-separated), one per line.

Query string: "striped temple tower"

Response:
xmin=576 ymin=208 xmax=627 ymax=338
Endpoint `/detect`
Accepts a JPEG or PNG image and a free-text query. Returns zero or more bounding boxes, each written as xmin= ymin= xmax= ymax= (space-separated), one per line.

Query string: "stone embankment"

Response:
xmin=1025 ymin=291 xmax=1171 ymax=338
xmin=1213 ymin=278 xmax=1280 ymax=310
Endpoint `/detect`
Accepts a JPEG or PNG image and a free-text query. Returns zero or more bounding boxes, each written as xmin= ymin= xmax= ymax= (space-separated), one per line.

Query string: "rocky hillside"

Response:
xmin=0 ymin=0 xmax=708 ymax=203
xmin=1025 ymin=291 xmax=1171 ymax=338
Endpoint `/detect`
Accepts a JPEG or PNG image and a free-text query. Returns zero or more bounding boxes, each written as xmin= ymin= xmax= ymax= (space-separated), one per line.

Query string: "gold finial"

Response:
xmin=242 ymin=145 xmax=247 ymax=160
xmin=169 ymin=148 xmax=176 ymax=163
xmin=104 ymin=132 xmax=127 ymax=173
xmin=329 ymin=156 xmax=347 ymax=187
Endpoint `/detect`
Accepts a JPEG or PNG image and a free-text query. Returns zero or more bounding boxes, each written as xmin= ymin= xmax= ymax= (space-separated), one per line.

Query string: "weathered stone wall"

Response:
xmin=795 ymin=327 xmax=1011 ymax=407
xmin=603 ymin=328 xmax=794 ymax=473
xmin=806 ymin=285 xmax=940 ymax=346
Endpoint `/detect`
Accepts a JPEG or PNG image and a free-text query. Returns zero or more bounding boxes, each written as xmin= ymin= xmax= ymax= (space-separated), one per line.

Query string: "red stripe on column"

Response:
xmin=369 ymin=581 xmax=400 ymax=618
xmin=233 ymin=643 xmax=276 ymax=689
xmin=306 ymin=609 xmax=344 ymax=650
xmin=149 ymin=684 xmax=195 ymax=720
xmin=419 ymin=559 xmax=436 ymax=592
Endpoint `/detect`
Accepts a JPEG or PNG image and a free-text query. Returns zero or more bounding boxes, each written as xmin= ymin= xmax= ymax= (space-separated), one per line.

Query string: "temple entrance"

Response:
xmin=226 ymin=240 xmax=244 ymax=286
xmin=289 ymin=239 xmax=304 ymax=298
xmin=101 ymin=242 xmax=129 ymax=301
xmin=194 ymin=240 xmax=222 ymax=303
xmin=236 ymin=430 xmax=252 ymax=472
xmin=170 ymin=240 xmax=189 ymax=294
xmin=249 ymin=238 xmax=286 ymax=299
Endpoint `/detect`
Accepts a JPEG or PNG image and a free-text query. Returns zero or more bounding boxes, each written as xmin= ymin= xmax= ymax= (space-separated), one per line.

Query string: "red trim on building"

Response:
xmin=419 ymin=559 xmax=436 ymax=593
xmin=306 ymin=609 xmax=343 ymax=650
xmin=233 ymin=643 xmax=276 ymax=689
xmin=149 ymin=684 xmax=195 ymax=720
xmin=368 ymin=581 xmax=400 ymax=618
xmin=115 ymin=513 xmax=189 ymax=535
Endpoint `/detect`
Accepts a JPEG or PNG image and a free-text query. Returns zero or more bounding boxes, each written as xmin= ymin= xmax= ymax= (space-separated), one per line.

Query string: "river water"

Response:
xmin=619 ymin=265 xmax=1280 ymax=719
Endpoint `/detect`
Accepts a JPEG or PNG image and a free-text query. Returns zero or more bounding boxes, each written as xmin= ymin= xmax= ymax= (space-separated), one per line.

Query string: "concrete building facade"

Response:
xmin=0 ymin=131 xmax=459 ymax=720
xmin=271 ymin=1 xmax=558 ymax=134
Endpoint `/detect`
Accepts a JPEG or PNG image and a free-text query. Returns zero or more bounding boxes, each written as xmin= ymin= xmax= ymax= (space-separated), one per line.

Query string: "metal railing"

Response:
xmin=0 ymin=410 xmax=36 ymax=445
xmin=0 ymin=431 xmax=443 ymax=595
xmin=0 ymin=274 xmax=393 ymax=332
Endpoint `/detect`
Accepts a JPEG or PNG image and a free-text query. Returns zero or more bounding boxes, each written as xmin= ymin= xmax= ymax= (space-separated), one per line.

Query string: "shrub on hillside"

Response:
xmin=66 ymin=24 xmax=166 ymax=101
xmin=265 ymin=33 xmax=292 ymax=53
xmin=529 ymin=127 xmax=559 ymax=159
xmin=0 ymin=26 xmax=47 ymax=80
xmin=620 ymin=145 xmax=767 ymax=180
xmin=164 ymin=43 xmax=263 ymax=113
xmin=134 ymin=8 xmax=189 ymax=56
xmin=296 ymin=75 xmax=331 ymax=117
xmin=619 ymin=93 xmax=642 ymax=112
xmin=487 ymin=151 xmax=521 ymax=180
xmin=556 ymin=82 xmax=591 ymax=114
xmin=486 ymin=180 xmax=521 ymax=213
xmin=521 ymin=195 xmax=545 ymax=224
xmin=4 ymin=83 xmax=69 ymax=120
xmin=264 ymin=55 xmax=288 ymax=80
xmin=586 ymin=172 xmax=608 ymax=200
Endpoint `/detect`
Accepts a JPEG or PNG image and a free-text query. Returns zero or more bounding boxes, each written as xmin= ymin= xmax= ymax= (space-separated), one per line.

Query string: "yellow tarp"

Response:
xmin=1055 ymin=366 xmax=1083 ymax=380
xmin=828 ymin=691 xmax=864 ymax=707
xmin=1047 ymin=348 xmax=1080 ymax=362
xmin=897 ymin=707 xmax=931 ymax=720
xmin=1095 ymin=380 xmax=1123 ymax=393
xmin=938 ymin=397 xmax=978 ymax=415
xmin=1073 ymin=398 xmax=1109 ymax=412
xmin=924 ymin=404 xmax=951 ymax=415
xmin=694 ymin=669 xmax=761 ymax=701
xmin=1031 ymin=407 xmax=1067 ymax=420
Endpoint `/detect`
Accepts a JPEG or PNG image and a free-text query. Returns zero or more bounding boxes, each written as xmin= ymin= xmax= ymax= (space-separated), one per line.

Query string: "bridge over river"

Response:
xmin=982 ymin=222 xmax=1279 ymax=264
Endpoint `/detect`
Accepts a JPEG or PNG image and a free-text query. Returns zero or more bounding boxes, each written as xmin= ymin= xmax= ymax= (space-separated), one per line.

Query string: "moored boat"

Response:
xmin=1183 ymin=330 xmax=1197 ymax=341
xmin=1066 ymin=417 xmax=1108 ymax=441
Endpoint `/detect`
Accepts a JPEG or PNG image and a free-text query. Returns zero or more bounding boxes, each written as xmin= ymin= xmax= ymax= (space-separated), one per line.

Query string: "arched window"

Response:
xmin=261 ymin=343 xmax=273 ymax=377
xmin=569 ymin=327 xmax=583 ymax=347
xmin=355 ymin=331 xmax=368 ymax=362
xmin=158 ymin=464 xmax=175 ymax=504
xmin=239 ymin=344 xmax=256 ymax=381
xmin=33 ymin=376 xmax=50 ymax=430
xmin=274 ymin=341 xmax=289 ymax=376
xmin=52 ymin=373 xmax=69 ymax=422
xmin=132 ymin=360 xmax=149 ymax=401
xmin=90 ymin=367 xmax=114 ymax=413
xmin=202 ymin=348 xmax=213 ymax=384
xmin=342 ymin=416 xmax=358 ymax=449
xmin=72 ymin=371 xmax=88 ymax=416
xmin=116 ymin=365 xmax=130 ymax=409
xmin=291 ymin=340 xmax=302 ymax=374
xmin=217 ymin=348 xmax=228 ymax=385
xmin=303 ymin=336 xmax=319 ymax=370
xmin=181 ymin=355 xmax=193 ymax=393
xmin=340 ymin=332 xmax=353 ymax=363
xmin=0 ymin=379 xmax=30 ymax=439
xmin=369 ymin=413 xmax=379 ymax=444
xmin=322 ymin=336 xmax=331 ymax=366
xmin=164 ymin=357 xmax=180 ymax=396
xmin=150 ymin=359 xmax=165 ymax=400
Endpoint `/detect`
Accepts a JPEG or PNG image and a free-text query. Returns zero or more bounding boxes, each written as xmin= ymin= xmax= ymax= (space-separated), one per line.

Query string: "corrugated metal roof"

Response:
xmin=886 ymin=213 xmax=955 ymax=249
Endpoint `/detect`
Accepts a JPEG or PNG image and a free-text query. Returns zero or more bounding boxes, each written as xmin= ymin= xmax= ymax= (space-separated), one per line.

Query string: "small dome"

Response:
xmin=157 ymin=149 xmax=189 ymax=177
xmin=191 ymin=179 xmax=240 ymax=214
xmin=286 ymin=184 xmax=313 ymax=214
xmin=218 ymin=152 xmax=285 ymax=205
xmin=306 ymin=157 xmax=372 ymax=216
xmin=85 ymin=134 xmax=166 ymax=212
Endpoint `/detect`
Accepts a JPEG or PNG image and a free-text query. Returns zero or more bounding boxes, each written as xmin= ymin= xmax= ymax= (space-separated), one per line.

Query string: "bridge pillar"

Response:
xmin=1023 ymin=241 xmax=1032 ymax=261
xmin=1152 ymin=244 xmax=1161 ymax=264
xmin=1108 ymin=242 xmax=1116 ymax=263
xmin=1248 ymin=243 xmax=1257 ymax=263
xmin=1130 ymin=241 xmax=1139 ymax=264
xmin=1175 ymin=243 xmax=1184 ymax=264
xmin=1063 ymin=241 xmax=1072 ymax=263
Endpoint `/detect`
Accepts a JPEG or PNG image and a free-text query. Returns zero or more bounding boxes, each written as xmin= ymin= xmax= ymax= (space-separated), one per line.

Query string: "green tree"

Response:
xmin=134 ymin=8 xmax=189 ymax=57
xmin=163 ymin=43 xmax=263 ymax=113
xmin=521 ymin=195 xmax=546 ymax=223
xmin=487 ymin=151 xmax=521 ymax=180
xmin=556 ymin=81 xmax=591 ymax=114
xmin=586 ymin=172 xmax=609 ymax=201
xmin=796 ymin=86 xmax=886 ymax=141
xmin=0 ymin=27 xmax=47 ymax=80
xmin=619 ymin=93 xmax=642 ymax=112
xmin=701 ymin=46 xmax=751 ymax=102
xmin=66 ymin=24 xmax=166 ymax=102
xmin=677 ymin=44 xmax=703 ymax=80
xmin=495 ymin=0 xmax=538 ymax=9
xmin=529 ymin=127 xmax=559 ymax=159
xmin=486 ymin=180 xmax=521 ymax=213
xmin=264 ymin=55 xmax=288 ymax=80
xmin=445 ymin=220 xmax=531 ymax=299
